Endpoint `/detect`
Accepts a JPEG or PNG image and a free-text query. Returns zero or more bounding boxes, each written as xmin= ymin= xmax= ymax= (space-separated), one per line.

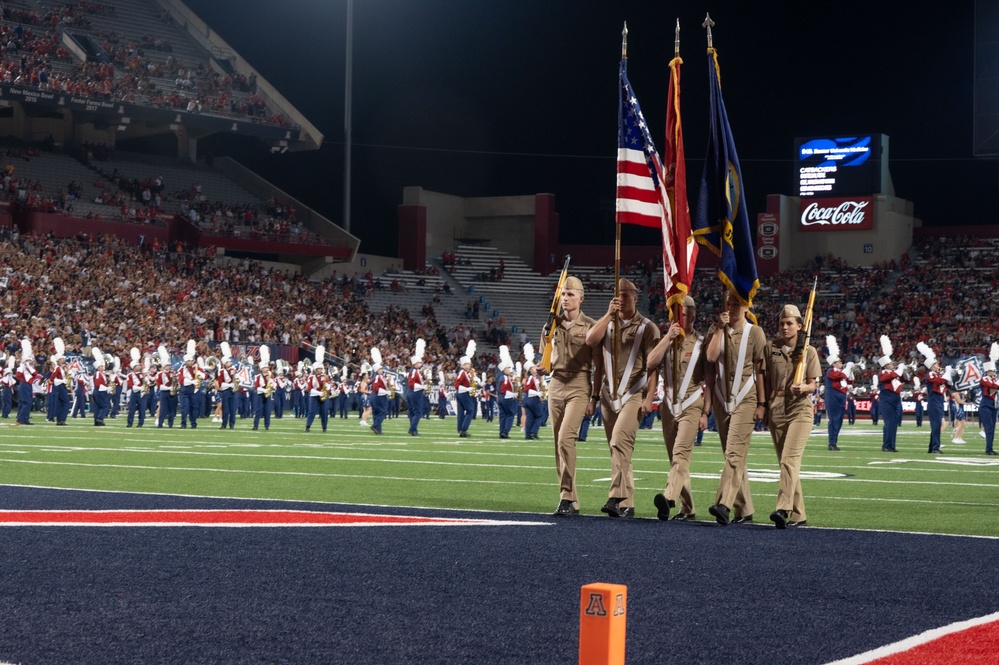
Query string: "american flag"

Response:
xmin=616 ymin=59 xmax=682 ymax=304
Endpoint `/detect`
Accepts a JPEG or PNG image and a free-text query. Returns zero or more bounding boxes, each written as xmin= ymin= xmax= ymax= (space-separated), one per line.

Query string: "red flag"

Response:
xmin=662 ymin=54 xmax=697 ymax=323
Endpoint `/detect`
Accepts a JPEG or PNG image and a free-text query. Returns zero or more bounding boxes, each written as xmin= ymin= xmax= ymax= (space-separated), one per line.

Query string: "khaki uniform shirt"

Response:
xmin=601 ymin=316 xmax=660 ymax=398
xmin=661 ymin=333 xmax=706 ymax=405
xmin=706 ymin=323 xmax=767 ymax=405
xmin=550 ymin=311 xmax=596 ymax=388
xmin=764 ymin=341 xmax=821 ymax=421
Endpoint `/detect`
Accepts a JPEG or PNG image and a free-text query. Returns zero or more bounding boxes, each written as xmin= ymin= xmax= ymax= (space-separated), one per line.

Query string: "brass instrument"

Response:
xmin=388 ymin=373 xmax=396 ymax=401
xmin=263 ymin=378 xmax=276 ymax=399
xmin=319 ymin=376 xmax=330 ymax=402
xmin=515 ymin=377 xmax=523 ymax=400
xmin=170 ymin=371 xmax=179 ymax=396
xmin=469 ymin=371 xmax=479 ymax=398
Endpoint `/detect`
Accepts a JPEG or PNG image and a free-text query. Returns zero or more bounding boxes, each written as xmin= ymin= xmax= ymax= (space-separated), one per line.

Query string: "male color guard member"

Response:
xmin=586 ymin=278 xmax=660 ymax=519
xmin=705 ymin=291 xmax=766 ymax=526
xmin=546 ymin=276 xmax=597 ymax=516
xmin=647 ymin=295 xmax=705 ymax=522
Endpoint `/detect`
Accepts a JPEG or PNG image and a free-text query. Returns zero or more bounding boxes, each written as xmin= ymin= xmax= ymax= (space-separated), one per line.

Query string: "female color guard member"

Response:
xmin=764 ymin=305 xmax=821 ymax=529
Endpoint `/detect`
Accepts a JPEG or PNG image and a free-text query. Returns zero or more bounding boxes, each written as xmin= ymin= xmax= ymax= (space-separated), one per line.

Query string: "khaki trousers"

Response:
xmin=660 ymin=397 xmax=702 ymax=515
xmin=601 ymin=394 xmax=642 ymax=508
xmin=712 ymin=395 xmax=755 ymax=518
xmin=549 ymin=374 xmax=590 ymax=508
xmin=768 ymin=412 xmax=810 ymax=521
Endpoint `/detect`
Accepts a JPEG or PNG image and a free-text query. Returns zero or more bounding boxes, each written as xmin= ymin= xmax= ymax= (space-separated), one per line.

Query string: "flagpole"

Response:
xmin=670 ymin=18 xmax=682 ymax=395
xmin=613 ymin=22 xmax=627 ymax=401
xmin=703 ymin=12 xmax=729 ymax=405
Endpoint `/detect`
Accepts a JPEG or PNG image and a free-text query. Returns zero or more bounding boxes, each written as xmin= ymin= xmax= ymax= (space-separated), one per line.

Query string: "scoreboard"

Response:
xmin=796 ymin=135 xmax=882 ymax=198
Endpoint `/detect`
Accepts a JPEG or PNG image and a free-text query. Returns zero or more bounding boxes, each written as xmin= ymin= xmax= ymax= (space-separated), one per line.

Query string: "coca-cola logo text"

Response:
xmin=798 ymin=197 xmax=873 ymax=232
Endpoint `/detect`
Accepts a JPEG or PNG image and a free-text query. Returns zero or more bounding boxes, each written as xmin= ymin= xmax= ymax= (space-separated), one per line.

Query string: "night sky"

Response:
xmin=183 ymin=0 xmax=996 ymax=257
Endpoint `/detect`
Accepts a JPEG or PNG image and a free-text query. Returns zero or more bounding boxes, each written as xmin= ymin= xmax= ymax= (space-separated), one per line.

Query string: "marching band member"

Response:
xmin=585 ymin=278 xmax=661 ymax=519
xmin=292 ymin=362 xmax=306 ymax=418
xmin=1 ymin=358 xmax=14 ymax=418
xmin=877 ymin=336 xmax=905 ymax=453
xmin=336 ymin=366 xmax=351 ymax=420
xmin=155 ymin=345 xmax=175 ymax=428
xmin=916 ymin=342 xmax=947 ymax=454
xmin=913 ymin=377 xmax=926 ymax=428
xmin=15 ymin=338 xmax=39 ymax=426
xmin=764 ymin=304 xmax=821 ymax=529
xmin=237 ymin=357 xmax=253 ymax=420
xmin=437 ymin=371 xmax=448 ymax=419
xmin=453 ymin=340 xmax=477 ymax=438
xmin=406 ymin=340 xmax=427 ymax=436
xmin=497 ymin=347 xmax=517 ymax=440
xmin=253 ymin=345 xmax=275 ymax=431
xmin=125 ymin=348 xmax=146 ymax=428
xmin=92 ymin=347 xmax=111 ymax=426
xmin=178 ymin=340 xmax=200 ymax=429
xmin=647 ymin=295 xmax=705 ymax=522
xmin=370 ymin=348 xmax=388 ymax=435
xmin=217 ymin=343 xmax=236 ymax=429
xmin=272 ymin=360 xmax=288 ymax=419
xmin=305 ymin=347 xmax=328 ymax=433
xmin=50 ymin=338 xmax=70 ymax=426
xmin=980 ymin=342 xmax=999 ymax=456
xmin=823 ymin=336 xmax=851 ymax=451
xmin=521 ymin=346 xmax=543 ymax=441
xmin=701 ymin=289 xmax=765 ymax=526
xmin=109 ymin=355 xmax=125 ymax=419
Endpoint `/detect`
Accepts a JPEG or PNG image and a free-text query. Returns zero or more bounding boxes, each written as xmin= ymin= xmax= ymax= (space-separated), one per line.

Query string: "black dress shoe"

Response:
xmin=601 ymin=498 xmax=624 ymax=518
xmin=770 ymin=509 xmax=789 ymax=529
xmin=219 ymin=424 xmax=227 ymax=430
xmin=671 ymin=512 xmax=695 ymax=521
xmin=552 ymin=499 xmax=579 ymax=516
xmin=252 ymin=426 xmax=258 ymax=430
xmin=787 ymin=520 xmax=808 ymax=528
xmin=499 ymin=433 xmax=508 ymax=439
xmin=653 ymin=493 xmax=673 ymax=521
xmin=620 ymin=508 xmax=635 ymax=518
xmin=459 ymin=431 xmax=468 ymax=438
xmin=929 ymin=449 xmax=942 ymax=454
xmin=732 ymin=515 xmax=753 ymax=524
xmin=828 ymin=445 xmax=840 ymax=451
xmin=708 ymin=504 xmax=730 ymax=525
xmin=987 ymin=450 xmax=999 ymax=456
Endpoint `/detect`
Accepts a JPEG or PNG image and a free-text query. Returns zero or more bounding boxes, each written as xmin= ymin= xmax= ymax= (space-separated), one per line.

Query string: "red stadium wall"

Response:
xmin=17 ymin=210 xmax=171 ymax=245
xmin=397 ymin=204 xmax=427 ymax=271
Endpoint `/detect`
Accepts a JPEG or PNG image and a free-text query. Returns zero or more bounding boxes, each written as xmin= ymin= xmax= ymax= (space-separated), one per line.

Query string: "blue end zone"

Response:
xmin=0 ymin=485 xmax=996 ymax=664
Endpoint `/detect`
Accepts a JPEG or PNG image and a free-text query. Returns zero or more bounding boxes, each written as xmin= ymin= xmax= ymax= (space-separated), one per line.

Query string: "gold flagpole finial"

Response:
xmin=622 ymin=21 xmax=629 ymax=59
xmin=674 ymin=18 xmax=681 ymax=58
xmin=702 ymin=13 xmax=714 ymax=49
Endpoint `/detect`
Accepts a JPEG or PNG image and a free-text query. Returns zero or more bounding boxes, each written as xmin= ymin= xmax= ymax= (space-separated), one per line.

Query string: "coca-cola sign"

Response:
xmin=798 ymin=196 xmax=873 ymax=232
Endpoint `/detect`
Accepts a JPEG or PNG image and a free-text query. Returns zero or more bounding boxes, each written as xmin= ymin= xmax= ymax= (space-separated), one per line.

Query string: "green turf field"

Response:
xmin=1 ymin=414 xmax=997 ymax=537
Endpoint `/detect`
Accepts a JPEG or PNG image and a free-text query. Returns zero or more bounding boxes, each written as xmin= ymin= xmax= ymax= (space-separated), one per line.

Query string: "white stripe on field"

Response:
xmin=823 ymin=611 xmax=999 ymax=664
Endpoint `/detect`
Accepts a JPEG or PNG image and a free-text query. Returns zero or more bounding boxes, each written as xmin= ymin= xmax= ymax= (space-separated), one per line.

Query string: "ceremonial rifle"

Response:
xmin=539 ymin=255 xmax=571 ymax=373
xmin=793 ymin=276 xmax=819 ymax=384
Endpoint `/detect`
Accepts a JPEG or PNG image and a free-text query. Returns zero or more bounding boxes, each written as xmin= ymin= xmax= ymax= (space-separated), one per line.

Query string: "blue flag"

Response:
xmin=693 ymin=48 xmax=759 ymax=310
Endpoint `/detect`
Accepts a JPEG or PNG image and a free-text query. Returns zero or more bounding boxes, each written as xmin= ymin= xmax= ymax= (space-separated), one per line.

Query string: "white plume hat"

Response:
xmin=498 ymin=345 xmax=513 ymax=372
xmin=826 ymin=335 xmax=840 ymax=365
xmin=458 ymin=339 xmax=475 ymax=366
xmin=523 ymin=342 xmax=535 ymax=371
xmin=877 ymin=335 xmax=893 ymax=367
xmin=984 ymin=342 xmax=999 ymax=373
xmin=221 ymin=341 xmax=233 ymax=365
xmin=259 ymin=345 xmax=271 ymax=367
xmin=371 ymin=346 xmax=382 ymax=372
xmin=20 ymin=337 xmax=33 ymax=363
xmin=130 ymin=347 xmax=141 ymax=369
xmin=185 ymin=339 xmax=196 ymax=362
xmin=53 ymin=337 xmax=65 ymax=361
xmin=411 ymin=338 xmax=425 ymax=365
xmin=93 ymin=346 xmax=106 ymax=368
xmin=315 ymin=345 xmax=325 ymax=366
xmin=917 ymin=341 xmax=938 ymax=370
